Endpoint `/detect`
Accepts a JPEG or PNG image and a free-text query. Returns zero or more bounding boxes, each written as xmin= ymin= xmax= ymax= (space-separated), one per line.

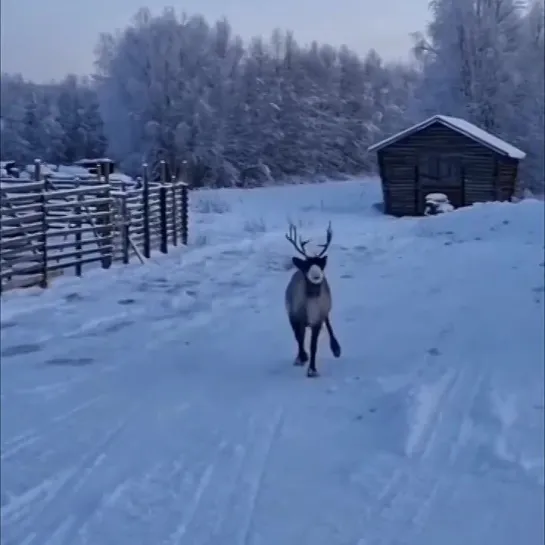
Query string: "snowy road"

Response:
xmin=1 ymin=182 xmax=544 ymax=545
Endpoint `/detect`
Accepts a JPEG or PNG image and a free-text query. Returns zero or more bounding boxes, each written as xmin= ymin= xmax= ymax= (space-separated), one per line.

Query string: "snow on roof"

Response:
xmin=109 ymin=172 xmax=135 ymax=183
xmin=74 ymin=157 xmax=114 ymax=164
xmin=367 ymin=115 xmax=526 ymax=160
xmin=23 ymin=163 xmax=57 ymax=176
xmin=55 ymin=165 xmax=95 ymax=179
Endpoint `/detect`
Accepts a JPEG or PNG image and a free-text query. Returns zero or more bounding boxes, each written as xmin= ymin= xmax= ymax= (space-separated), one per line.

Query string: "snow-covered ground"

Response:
xmin=1 ymin=178 xmax=544 ymax=545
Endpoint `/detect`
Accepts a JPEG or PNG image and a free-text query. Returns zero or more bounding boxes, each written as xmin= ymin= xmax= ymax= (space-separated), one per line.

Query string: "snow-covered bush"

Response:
xmin=193 ymin=194 xmax=232 ymax=215
xmin=243 ymin=217 xmax=267 ymax=234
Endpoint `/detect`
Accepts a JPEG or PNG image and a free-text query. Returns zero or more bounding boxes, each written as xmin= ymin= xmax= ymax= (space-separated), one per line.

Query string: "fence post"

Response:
xmin=35 ymin=160 xmax=48 ymax=288
xmin=121 ymin=191 xmax=130 ymax=264
xmin=180 ymin=183 xmax=188 ymax=245
xmin=159 ymin=160 xmax=168 ymax=254
xmin=75 ymin=192 xmax=83 ymax=276
xmin=101 ymin=164 xmax=113 ymax=269
xmin=171 ymin=175 xmax=178 ymax=247
xmin=142 ymin=163 xmax=151 ymax=258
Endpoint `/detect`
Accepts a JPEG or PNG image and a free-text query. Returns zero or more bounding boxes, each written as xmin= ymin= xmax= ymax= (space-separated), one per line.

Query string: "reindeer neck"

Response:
xmin=305 ymin=279 xmax=322 ymax=298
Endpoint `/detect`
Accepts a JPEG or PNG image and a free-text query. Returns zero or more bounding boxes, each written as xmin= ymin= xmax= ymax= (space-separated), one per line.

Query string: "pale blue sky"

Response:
xmin=1 ymin=0 xmax=429 ymax=82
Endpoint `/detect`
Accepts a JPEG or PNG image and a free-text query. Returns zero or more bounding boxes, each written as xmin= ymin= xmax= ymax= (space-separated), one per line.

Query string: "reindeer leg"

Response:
xmin=289 ymin=318 xmax=308 ymax=365
xmin=325 ymin=317 xmax=341 ymax=358
xmin=307 ymin=323 xmax=323 ymax=377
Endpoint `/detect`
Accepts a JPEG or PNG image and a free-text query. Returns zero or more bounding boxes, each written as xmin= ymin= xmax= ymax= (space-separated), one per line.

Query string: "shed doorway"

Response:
xmin=415 ymin=154 xmax=466 ymax=214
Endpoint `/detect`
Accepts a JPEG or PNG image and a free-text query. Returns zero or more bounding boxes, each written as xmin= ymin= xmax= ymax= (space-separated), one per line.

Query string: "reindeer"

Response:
xmin=284 ymin=222 xmax=341 ymax=377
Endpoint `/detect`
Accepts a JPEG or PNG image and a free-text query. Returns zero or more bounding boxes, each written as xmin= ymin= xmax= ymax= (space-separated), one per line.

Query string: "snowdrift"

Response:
xmin=416 ymin=198 xmax=544 ymax=244
xmin=1 ymin=179 xmax=543 ymax=545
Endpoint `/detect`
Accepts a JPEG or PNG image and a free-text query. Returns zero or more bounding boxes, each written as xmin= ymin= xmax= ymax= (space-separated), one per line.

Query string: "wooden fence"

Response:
xmin=0 ymin=160 xmax=189 ymax=292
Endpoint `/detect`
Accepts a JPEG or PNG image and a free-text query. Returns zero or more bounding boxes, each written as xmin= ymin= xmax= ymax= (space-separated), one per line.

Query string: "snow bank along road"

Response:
xmin=1 ymin=181 xmax=544 ymax=545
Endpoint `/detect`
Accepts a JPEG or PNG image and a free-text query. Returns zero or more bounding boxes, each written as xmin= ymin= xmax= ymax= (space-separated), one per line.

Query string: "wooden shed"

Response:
xmin=368 ymin=115 xmax=526 ymax=216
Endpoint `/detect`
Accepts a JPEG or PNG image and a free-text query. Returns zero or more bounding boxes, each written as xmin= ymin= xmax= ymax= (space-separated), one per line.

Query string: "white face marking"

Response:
xmin=306 ymin=264 xmax=324 ymax=285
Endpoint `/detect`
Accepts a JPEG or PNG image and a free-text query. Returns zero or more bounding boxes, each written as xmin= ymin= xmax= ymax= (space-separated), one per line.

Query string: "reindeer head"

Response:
xmin=285 ymin=222 xmax=333 ymax=285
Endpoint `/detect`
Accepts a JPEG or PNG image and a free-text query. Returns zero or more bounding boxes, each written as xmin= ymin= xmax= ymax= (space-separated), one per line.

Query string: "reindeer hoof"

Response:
xmin=331 ymin=340 xmax=341 ymax=358
xmin=294 ymin=353 xmax=308 ymax=366
xmin=306 ymin=368 xmax=320 ymax=378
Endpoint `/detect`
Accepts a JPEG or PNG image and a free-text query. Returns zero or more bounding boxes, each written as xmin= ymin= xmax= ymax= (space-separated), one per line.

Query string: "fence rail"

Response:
xmin=0 ymin=160 xmax=189 ymax=292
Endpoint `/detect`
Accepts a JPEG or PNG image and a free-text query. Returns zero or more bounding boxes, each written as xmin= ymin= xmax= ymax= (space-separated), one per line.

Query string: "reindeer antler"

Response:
xmin=285 ymin=223 xmax=311 ymax=258
xmin=316 ymin=221 xmax=333 ymax=257
xmin=286 ymin=221 xmax=333 ymax=258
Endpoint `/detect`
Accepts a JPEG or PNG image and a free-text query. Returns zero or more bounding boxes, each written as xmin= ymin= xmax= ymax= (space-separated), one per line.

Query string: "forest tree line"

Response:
xmin=1 ymin=0 xmax=543 ymax=190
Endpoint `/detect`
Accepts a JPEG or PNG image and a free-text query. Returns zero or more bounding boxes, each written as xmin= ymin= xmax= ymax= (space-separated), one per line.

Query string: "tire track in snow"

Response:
xmin=238 ymin=407 xmax=284 ymax=545
xmin=357 ymin=348 xmax=483 ymax=541
xmin=165 ymin=462 xmax=217 ymax=544
xmin=2 ymin=365 xmax=114 ymax=415
xmin=1 ymin=395 xmax=106 ymax=464
xmin=208 ymin=407 xmax=284 ymax=545
xmin=161 ymin=407 xmax=284 ymax=545
xmin=352 ymin=451 xmax=456 ymax=545
xmin=2 ymin=430 xmax=37 ymax=448
xmin=56 ymin=390 xmax=228 ymax=545
xmin=5 ymin=398 xmax=142 ymax=545
xmin=50 ymin=395 xmax=105 ymax=424
xmin=404 ymin=368 xmax=459 ymax=459
xmin=2 ymin=245 xmax=284 ymax=545
xmin=1 ymin=468 xmax=75 ymax=529
xmin=173 ymin=417 xmax=258 ymax=545
xmin=11 ymin=377 xmax=89 ymax=400
xmin=425 ymin=371 xmax=485 ymax=468
xmin=405 ymin=362 xmax=487 ymax=470
xmin=161 ymin=437 xmax=238 ymax=545
xmin=1 ymin=431 xmax=39 ymax=462
xmin=201 ymin=443 xmax=252 ymax=545
xmin=35 ymin=379 xmax=200 ymax=545
xmin=372 ymin=469 xmax=454 ymax=545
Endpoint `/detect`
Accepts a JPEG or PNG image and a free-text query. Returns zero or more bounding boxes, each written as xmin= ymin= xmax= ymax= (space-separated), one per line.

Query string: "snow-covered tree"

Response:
xmin=94 ymin=8 xmax=417 ymax=184
xmin=0 ymin=73 xmax=107 ymax=165
xmin=1 ymin=74 xmax=33 ymax=162
xmin=411 ymin=0 xmax=544 ymax=190
xmin=2 ymin=9 xmax=418 ymax=185
xmin=513 ymin=0 xmax=545 ymax=191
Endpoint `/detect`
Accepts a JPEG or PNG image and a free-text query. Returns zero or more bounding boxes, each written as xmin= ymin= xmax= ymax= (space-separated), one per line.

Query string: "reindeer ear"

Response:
xmin=292 ymin=257 xmax=306 ymax=270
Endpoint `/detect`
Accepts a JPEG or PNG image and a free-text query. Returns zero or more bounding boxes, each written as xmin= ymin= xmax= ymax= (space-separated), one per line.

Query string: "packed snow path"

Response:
xmin=1 ymin=181 xmax=544 ymax=545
